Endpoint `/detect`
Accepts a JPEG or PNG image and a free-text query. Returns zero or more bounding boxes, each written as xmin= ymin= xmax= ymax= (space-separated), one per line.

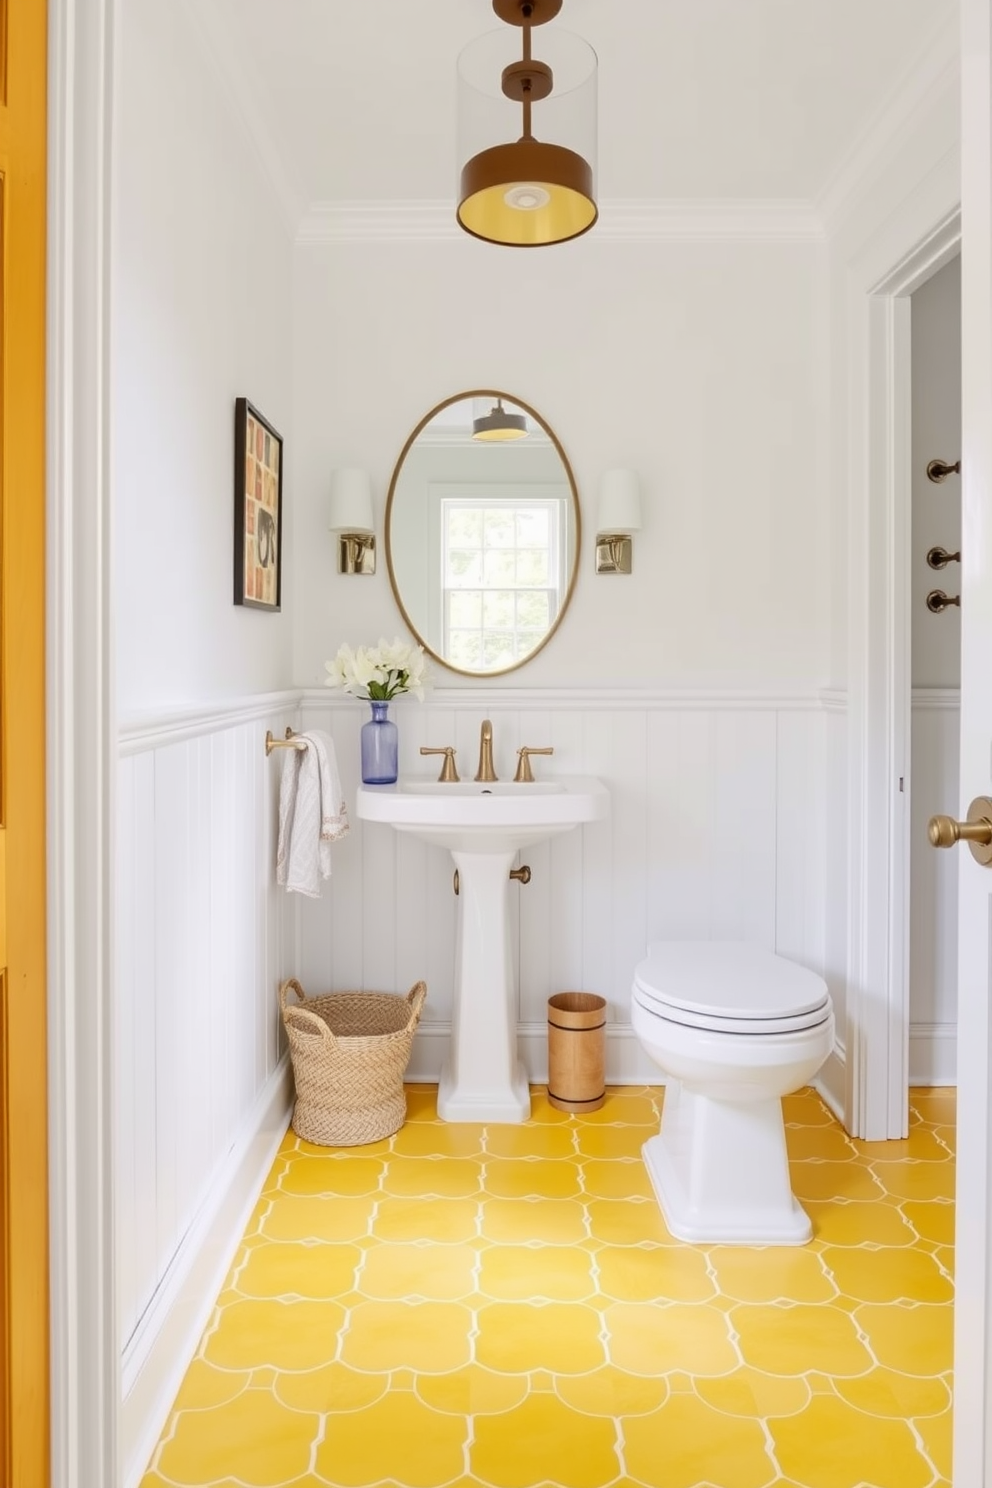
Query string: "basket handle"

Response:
xmin=405 ymin=980 xmax=427 ymax=1032
xmin=279 ymin=978 xmax=337 ymax=1045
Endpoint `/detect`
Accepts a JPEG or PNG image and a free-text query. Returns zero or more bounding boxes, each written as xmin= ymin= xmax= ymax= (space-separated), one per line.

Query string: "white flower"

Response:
xmin=324 ymin=636 xmax=430 ymax=702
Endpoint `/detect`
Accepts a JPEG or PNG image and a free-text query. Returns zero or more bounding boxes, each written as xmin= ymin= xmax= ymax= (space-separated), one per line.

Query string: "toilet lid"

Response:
xmin=632 ymin=941 xmax=831 ymax=1034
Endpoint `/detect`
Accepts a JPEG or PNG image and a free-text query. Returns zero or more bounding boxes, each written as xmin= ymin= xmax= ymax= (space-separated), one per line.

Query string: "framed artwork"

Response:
xmin=234 ymin=397 xmax=283 ymax=611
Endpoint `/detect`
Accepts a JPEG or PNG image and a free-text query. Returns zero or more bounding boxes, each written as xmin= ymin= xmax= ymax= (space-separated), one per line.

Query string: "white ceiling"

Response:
xmin=209 ymin=0 xmax=958 ymax=215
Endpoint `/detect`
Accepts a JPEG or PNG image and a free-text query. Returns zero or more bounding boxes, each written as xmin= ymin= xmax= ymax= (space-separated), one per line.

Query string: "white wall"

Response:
xmin=114 ymin=0 xmax=296 ymax=714
xmin=909 ymin=254 xmax=961 ymax=1082
xmin=292 ymin=236 xmax=830 ymax=691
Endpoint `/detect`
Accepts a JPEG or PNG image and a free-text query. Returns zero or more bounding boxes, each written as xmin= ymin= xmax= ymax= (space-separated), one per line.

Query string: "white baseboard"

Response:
xmin=120 ymin=1058 xmax=294 ymax=1488
xmin=814 ymin=1043 xmax=847 ymax=1125
xmin=909 ymin=1021 xmax=957 ymax=1085
xmin=409 ymin=1021 xmax=667 ymax=1087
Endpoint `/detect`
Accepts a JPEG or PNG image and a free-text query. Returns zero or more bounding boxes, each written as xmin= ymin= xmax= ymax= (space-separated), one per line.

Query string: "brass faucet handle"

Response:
xmin=420 ymin=745 xmax=460 ymax=782
xmin=514 ymin=746 xmax=554 ymax=783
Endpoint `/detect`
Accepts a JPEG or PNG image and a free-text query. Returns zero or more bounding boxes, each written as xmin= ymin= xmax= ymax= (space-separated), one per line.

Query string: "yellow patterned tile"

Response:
xmin=733 ymin=1303 xmax=874 ymax=1376
xmin=802 ymin=1198 xmax=918 ymax=1247
xmin=785 ymin=1123 xmax=858 ymax=1161
xmin=555 ymin=1365 xmax=669 ymax=1417
xmin=315 ymin=1391 xmax=468 ymax=1487
xmin=416 ymin=1363 xmax=530 ymax=1416
xmin=856 ymin=1128 xmax=954 ymax=1163
xmin=480 ymin=1197 xmax=588 ymax=1245
xmin=707 ymin=1246 xmax=835 ymax=1304
xmin=580 ymin=1158 xmax=656 ymax=1200
xmin=606 ymin=1301 xmax=739 ymax=1376
xmin=260 ymin=1194 xmax=377 ymax=1242
xmin=404 ymin=1084 xmax=440 ymax=1118
xmin=278 ymin=1155 xmax=385 ymax=1197
xmin=856 ymin=1301 xmax=953 ymax=1375
xmin=234 ymin=1239 xmax=362 ymax=1299
xmin=696 ymin=1366 xmax=811 ymax=1418
xmin=914 ymin=1404 xmax=953 ymax=1481
xmin=574 ymin=1123 xmax=660 ymax=1160
xmin=202 ymin=1299 xmax=345 ymax=1372
xmin=909 ymin=1089 xmax=956 ymax=1123
xmin=593 ymin=1089 xmax=660 ymax=1124
xmin=596 ymin=1244 xmax=714 ymax=1303
xmin=389 ymin=1121 xmax=485 ymax=1158
xmin=154 ymin=1387 xmax=317 ymax=1486
xmin=586 ymin=1197 xmax=671 ymax=1244
xmin=868 ymin=1160 xmax=955 ymax=1202
xmin=484 ymin=1123 xmax=578 ymax=1160
xmin=274 ymin=1360 xmax=389 ymax=1413
xmin=295 ymin=1132 xmax=394 ymax=1158
xmin=820 ymin=1245 xmax=953 ymax=1304
xmin=358 ymin=1242 xmax=478 ymax=1300
xmin=483 ymin=1156 xmax=583 ymax=1199
xmin=835 ymin=1367 xmax=951 ymax=1418
xmin=901 ymin=1198 xmax=955 ymax=1246
xmin=475 ymin=1301 xmax=606 ymax=1374
xmin=341 ymin=1300 xmax=472 ymax=1373
xmin=477 ymin=1245 xmax=595 ymax=1300
xmin=381 ymin=1155 xmax=483 ymax=1198
xmin=771 ymin=1395 xmax=935 ymax=1488
xmin=623 ymin=1394 xmax=772 ymax=1488
xmin=782 ymin=1088 xmax=835 ymax=1124
xmin=791 ymin=1160 xmax=886 ymax=1202
xmin=471 ymin=1394 xmax=620 ymax=1488
xmin=372 ymin=1196 xmax=480 ymax=1244
xmin=170 ymin=1359 xmax=251 ymax=1412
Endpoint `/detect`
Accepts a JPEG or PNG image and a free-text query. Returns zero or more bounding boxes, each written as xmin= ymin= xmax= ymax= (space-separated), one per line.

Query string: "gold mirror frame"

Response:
xmin=384 ymin=389 xmax=582 ymax=678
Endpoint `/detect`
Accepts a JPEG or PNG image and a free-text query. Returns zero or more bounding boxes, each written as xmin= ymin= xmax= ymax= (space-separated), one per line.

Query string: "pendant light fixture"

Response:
xmin=457 ymin=0 xmax=597 ymax=248
xmin=472 ymin=397 xmax=529 ymax=441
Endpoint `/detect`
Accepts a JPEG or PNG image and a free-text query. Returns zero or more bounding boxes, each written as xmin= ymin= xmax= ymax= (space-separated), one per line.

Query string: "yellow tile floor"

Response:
xmin=141 ymin=1085 xmax=954 ymax=1488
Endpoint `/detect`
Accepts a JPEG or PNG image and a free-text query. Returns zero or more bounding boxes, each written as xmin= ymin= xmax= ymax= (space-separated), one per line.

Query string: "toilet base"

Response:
xmin=642 ymin=1082 xmax=812 ymax=1245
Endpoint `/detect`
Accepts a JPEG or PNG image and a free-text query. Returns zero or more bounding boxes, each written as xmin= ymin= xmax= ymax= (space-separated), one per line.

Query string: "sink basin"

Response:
xmin=356 ymin=773 xmax=610 ymax=1123
xmin=356 ymin=774 xmax=608 ymax=852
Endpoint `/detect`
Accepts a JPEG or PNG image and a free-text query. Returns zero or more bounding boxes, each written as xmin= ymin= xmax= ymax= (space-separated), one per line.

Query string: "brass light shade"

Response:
xmin=457 ymin=1 xmax=597 ymax=248
xmin=472 ymin=397 xmax=528 ymax=440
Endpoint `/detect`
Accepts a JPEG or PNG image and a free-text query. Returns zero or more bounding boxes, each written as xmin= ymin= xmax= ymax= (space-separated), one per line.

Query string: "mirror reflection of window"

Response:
xmin=385 ymin=392 xmax=580 ymax=677
xmin=442 ymin=497 xmax=564 ymax=669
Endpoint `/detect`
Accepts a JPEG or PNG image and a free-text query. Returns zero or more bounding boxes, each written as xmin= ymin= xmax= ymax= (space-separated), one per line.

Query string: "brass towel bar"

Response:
xmin=265 ymin=727 xmax=306 ymax=757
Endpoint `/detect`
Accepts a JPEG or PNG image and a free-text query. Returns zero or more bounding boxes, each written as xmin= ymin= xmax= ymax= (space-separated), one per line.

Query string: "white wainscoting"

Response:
xmin=297 ymin=688 xmax=834 ymax=1086
xmin=116 ymin=692 xmax=301 ymax=1488
xmin=909 ymin=688 xmax=960 ymax=1084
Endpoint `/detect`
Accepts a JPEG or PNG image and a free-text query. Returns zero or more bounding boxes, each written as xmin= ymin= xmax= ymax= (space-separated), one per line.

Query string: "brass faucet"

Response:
xmin=475 ymin=719 xmax=497 ymax=782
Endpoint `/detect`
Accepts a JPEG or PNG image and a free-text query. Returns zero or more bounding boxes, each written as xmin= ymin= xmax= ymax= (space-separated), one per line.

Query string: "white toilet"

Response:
xmin=631 ymin=941 xmax=834 ymax=1245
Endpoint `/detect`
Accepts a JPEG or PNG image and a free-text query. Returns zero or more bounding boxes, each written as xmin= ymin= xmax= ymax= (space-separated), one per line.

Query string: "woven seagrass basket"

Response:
xmin=279 ymin=978 xmax=427 ymax=1146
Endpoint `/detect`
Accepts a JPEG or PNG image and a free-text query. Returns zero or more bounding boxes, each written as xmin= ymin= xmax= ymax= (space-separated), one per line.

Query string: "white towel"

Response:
xmin=276 ymin=730 xmax=349 ymax=897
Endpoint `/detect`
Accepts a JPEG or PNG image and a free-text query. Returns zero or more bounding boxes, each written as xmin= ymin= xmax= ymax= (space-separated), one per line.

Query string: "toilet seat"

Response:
xmin=633 ymin=941 xmax=830 ymax=1036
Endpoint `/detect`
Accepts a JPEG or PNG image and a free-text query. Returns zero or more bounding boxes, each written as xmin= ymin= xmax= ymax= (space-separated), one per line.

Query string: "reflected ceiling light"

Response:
xmin=471 ymin=397 xmax=529 ymax=441
xmin=456 ymin=0 xmax=597 ymax=248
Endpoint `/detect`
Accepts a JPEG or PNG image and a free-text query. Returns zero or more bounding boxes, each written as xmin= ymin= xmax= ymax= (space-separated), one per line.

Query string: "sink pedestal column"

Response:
xmin=437 ymin=848 xmax=531 ymax=1123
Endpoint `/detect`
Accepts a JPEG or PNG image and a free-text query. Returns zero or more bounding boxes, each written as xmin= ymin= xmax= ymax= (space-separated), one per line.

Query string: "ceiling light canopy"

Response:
xmin=471 ymin=397 xmax=529 ymax=440
xmin=457 ymin=0 xmax=598 ymax=248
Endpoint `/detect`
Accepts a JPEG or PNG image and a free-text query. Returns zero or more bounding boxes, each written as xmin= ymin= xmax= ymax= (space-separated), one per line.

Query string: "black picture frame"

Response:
xmin=234 ymin=397 xmax=283 ymax=612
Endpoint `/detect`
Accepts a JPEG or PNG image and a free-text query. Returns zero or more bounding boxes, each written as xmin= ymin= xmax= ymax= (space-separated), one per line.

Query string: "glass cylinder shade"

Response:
xmin=457 ymin=26 xmax=597 ymax=247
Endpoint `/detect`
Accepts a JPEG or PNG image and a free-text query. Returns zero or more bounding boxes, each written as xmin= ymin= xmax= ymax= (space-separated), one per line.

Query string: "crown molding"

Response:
xmin=176 ymin=0 xmax=306 ymax=237
xmin=296 ymin=196 xmax=824 ymax=246
xmin=814 ymin=13 xmax=960 ymax=235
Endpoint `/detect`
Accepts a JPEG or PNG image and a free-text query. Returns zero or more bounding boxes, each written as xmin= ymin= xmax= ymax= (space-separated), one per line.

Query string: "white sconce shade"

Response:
xmin=328 ymin=468 xmax=376 ymax=575
xmin=595 ymin=469 xmax=642 ymax=575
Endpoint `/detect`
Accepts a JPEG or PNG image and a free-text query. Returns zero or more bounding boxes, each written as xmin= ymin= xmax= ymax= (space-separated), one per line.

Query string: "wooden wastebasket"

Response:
xmin=547 ymin=992 xmax=607 ymax=1113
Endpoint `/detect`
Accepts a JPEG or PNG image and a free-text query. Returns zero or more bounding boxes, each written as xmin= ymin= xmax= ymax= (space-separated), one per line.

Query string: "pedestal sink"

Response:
xmin=356 ymin=776 xmax=610 ymax=1122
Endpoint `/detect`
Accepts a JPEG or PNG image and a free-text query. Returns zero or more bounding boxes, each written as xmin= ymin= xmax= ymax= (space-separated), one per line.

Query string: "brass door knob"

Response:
xmin=928 ymin=796 xmax=992 ymax=865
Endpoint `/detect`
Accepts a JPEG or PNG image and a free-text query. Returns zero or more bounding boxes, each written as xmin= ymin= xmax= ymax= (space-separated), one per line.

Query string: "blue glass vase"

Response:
xmin=361 ymin=700 xmax=398 ymax=784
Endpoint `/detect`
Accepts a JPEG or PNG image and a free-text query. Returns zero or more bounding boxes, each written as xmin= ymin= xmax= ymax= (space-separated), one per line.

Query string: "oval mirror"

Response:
xmin=385 ymin=391 xmax=580 ymax=676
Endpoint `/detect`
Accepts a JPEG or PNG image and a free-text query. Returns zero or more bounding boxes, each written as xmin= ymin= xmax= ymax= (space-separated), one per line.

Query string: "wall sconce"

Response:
xmin=595 ymin=469 xmax=641 ymax=574
xmin=328 ymin=468 xmax=376 ymax=575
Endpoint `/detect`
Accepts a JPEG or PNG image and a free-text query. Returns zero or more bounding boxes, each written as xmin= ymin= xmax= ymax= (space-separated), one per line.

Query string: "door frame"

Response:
xmin=847 ymin=205 xmax=961 ymax=1142
xmin=46 ymin=0 xmax=119 ymax=1483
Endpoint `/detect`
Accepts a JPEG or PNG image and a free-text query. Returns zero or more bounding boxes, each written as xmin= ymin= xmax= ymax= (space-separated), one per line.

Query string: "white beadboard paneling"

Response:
xmin=910 ymin=694 xmax=960 ymax=1030
xmin=116 ymin=704 xmax=297 ymax=1376
xmin=296 ymin=690 xmax=832 ymax=1079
